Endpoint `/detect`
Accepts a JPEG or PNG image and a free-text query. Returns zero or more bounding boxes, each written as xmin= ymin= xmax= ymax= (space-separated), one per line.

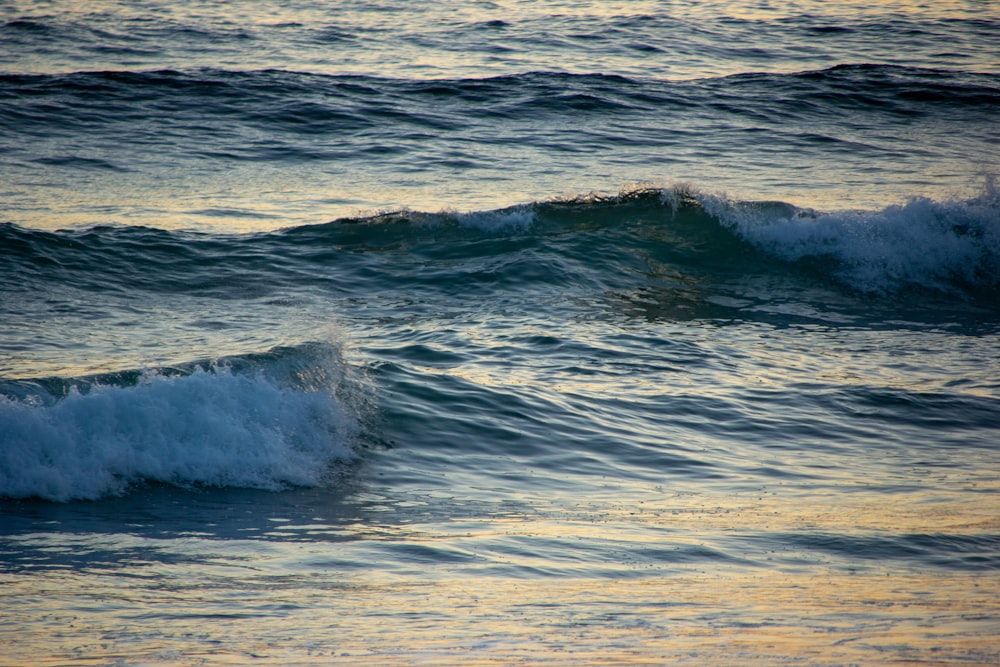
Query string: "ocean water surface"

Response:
xmin=1 ymin=1 xmax=999 ymax=664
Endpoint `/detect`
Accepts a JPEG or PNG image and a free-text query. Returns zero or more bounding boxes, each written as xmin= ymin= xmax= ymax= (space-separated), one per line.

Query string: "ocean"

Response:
xmin=1 ymin=1 xmax=999 ymax=664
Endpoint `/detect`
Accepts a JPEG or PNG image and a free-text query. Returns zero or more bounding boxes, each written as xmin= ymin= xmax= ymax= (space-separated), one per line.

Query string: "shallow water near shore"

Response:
xmin=2 ymin=0 xmax=999 ymax=664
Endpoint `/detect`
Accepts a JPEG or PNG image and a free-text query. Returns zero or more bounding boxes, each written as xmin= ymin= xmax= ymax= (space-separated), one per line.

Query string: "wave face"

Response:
xmin=0 ymin=345 xmax=360 ymax=501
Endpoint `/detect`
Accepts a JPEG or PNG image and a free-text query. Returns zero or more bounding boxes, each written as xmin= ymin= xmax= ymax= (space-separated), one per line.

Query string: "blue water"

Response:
xmin=2 ymin=1 xmax=999 ymax=664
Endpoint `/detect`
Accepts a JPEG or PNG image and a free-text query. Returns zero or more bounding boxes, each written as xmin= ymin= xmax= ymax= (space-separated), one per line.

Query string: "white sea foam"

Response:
xmin=454 ymin=205 xmax=536 ymax=233
xmin=0 ymin=366 xmax=356 ymax=502
xmin=702 ymin=186 xmax=1000 ymax=293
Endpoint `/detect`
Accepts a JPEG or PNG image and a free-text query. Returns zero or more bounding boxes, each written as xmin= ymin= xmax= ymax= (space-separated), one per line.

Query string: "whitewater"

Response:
xmin=1 ymin=1 xmax=999 ymax=665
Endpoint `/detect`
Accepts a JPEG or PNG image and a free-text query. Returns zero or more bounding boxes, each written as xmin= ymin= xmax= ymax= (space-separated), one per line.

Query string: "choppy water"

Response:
xmin=2 ymin=1 xmax=999 ymax=665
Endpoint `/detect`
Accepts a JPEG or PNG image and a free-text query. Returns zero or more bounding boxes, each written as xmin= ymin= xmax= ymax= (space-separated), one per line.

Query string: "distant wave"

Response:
xmin=2 ymin=62 xmax=996 ymax=233
xmin=3 ymin=181 xmax=999 ymax=300
xmin=290 ymin=182 xmax=1000 ymax=298
xmin=0 ymin=344 xmax=361 ymax=501
xmin=2 ymin=64 xmax=997 ymax=148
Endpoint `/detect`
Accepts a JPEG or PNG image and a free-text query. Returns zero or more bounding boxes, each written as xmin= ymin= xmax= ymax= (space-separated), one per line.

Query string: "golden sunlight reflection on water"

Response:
xmin=3 ymin=483 xmax=998 ymax=665
xmin=4 ymin=549 xmax=997 ymax=666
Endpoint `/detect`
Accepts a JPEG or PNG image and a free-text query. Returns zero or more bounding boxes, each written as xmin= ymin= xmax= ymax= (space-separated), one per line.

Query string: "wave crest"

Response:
xmin=0 ymin=346 xmax=360 ymax=502
xmin=701 ymin=181 xmax=1000 ymax=294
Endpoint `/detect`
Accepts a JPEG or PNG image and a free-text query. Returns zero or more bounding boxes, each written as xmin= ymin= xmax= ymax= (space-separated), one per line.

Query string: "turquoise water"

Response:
xmin=1 ymin=1 xmax=999 ymax=664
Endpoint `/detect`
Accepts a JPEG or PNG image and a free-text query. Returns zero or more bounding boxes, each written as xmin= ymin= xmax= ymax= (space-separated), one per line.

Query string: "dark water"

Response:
xmin=2 ymin=1 xmax=999 ymax=664
xmin=2 ymin=64 xmax=998 ymax=231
